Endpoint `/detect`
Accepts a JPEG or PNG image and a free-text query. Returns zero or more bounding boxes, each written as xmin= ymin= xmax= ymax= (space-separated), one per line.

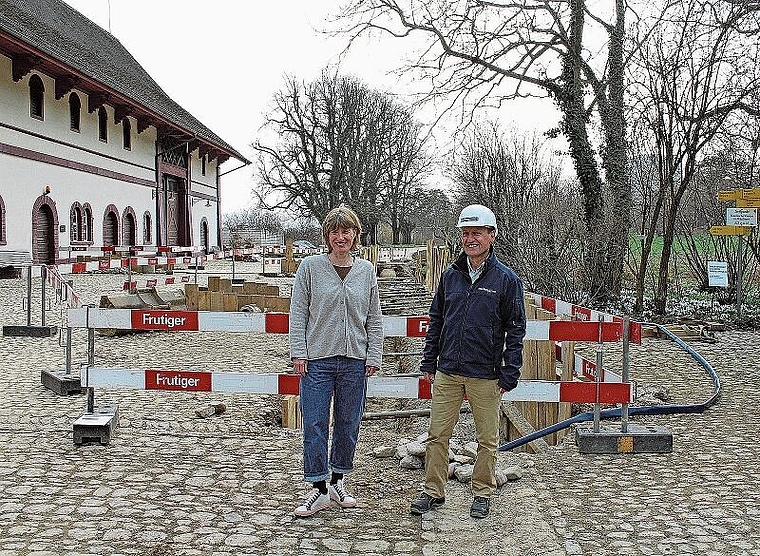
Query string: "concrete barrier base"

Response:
xmin=3 ymin=325 xmax=58 ymax=337
xmin=576 ymin=422 xmax=673 ymax=454
xmin=41 ymin=369 xmax=82 ymax=395
xmin=73 ymin=405 xmax=119 ymax=446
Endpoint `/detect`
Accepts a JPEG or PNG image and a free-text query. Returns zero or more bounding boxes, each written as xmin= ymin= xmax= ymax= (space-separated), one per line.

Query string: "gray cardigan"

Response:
xmin=289 ymin=254 xmax=384 ymax=368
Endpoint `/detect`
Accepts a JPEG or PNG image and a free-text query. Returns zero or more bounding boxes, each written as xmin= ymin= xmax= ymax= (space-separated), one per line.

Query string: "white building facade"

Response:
xmin=0 ymin=0 xmax=248 ymax=266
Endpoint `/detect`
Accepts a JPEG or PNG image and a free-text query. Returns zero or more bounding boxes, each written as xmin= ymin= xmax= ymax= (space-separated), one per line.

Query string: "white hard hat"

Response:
xmin=457 ymin=204 xmax=498 ymax=235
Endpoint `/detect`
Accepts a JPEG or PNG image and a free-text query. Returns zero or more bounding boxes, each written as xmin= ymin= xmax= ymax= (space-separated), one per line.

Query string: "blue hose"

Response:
xmin=498 ymin=322 xmax=722 ymax=452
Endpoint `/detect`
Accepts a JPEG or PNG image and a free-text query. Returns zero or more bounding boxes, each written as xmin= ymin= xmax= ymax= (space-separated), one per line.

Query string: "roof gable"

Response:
xmin=0 ymin=0 xmax=248 ymax=163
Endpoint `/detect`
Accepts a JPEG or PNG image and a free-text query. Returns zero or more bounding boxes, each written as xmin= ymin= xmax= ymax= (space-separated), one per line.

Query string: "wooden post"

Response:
xmin=281 ymin=396 xmax=301 ymax=429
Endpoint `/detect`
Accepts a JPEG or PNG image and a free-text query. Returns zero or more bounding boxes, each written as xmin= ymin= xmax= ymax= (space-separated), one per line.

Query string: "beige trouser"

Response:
xmin=424 ymin=371 xmax=501 ymax=498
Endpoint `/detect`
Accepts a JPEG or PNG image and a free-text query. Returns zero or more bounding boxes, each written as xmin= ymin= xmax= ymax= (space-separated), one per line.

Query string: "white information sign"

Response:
xmin=707 ymin=261 xmax=729 ymax=287
xmin=726 ymin=207 xmax=758 ymax=227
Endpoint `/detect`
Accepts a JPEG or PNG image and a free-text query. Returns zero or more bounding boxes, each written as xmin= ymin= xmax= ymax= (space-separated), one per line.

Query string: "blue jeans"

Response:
xmin=300 ymin=356 xmax=367 ymax=482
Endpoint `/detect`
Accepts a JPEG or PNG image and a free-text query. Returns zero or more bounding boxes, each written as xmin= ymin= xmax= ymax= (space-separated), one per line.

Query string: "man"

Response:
xmin=410 ymin=204 xmax=526 ymax=519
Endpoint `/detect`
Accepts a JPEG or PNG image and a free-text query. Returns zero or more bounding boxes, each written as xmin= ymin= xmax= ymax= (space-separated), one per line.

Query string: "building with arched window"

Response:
xmin=0 ymin=0 xmax=249 ymax=267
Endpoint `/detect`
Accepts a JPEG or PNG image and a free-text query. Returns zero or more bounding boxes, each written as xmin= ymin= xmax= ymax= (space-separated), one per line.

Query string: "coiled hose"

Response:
xmin=498 ymin=322 xmax=722 ymax=452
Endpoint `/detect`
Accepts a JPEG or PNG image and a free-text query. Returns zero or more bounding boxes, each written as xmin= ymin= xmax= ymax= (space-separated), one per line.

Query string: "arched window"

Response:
xmin=83 ymin=204 xmax=93 ymax=242
xmin=143 ymin=212 xmax=152 ymax=244
xmin=122 ymin=118 xmax=132 ymax=150
xmin=70 ymin=203 xmax=82 ymax=242
xmin=69 ymin=93 xmax=81 ymax=132
xmin=98 ymin=106 xmax=108 ymax=142
xmin=122 ymin=207 xmax=136 ymax=246
xmin=103 ymin=205 xmax=119 ymax=246
xmin=0 ymin=195 xmax=6 ymax=245
xmin=29 ymin=75 xmax=44 ymax=120
xmin=201 ymin=155 xmax=206 ymax=176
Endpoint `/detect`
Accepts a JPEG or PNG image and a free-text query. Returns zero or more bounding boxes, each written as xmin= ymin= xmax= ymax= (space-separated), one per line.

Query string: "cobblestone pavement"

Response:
xmin=0 ymin=263 xmax=757 ymax=555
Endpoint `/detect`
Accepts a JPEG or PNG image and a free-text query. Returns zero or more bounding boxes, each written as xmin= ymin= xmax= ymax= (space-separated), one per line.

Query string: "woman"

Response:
xmin=289 ymin=205 xmax=383 ymax=517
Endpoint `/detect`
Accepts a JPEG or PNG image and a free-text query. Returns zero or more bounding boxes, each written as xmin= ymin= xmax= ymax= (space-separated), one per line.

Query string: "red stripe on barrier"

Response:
xmin=131 ymin=310 xmax=199 ymax=331
xmin=165 ymin=277 xmax=175 ymax=285
xmin=278 ymin=374 xmax=300 ymax=395
xmin=72 ymin=262 xmax=86 ymax=273
xmin=98 ymin=260 xmax=109 ymax=270
xmin=145 ymin=370 xmax=211 ymax=391
xmin=102 ymin=245 xmax=115 ymax=252
xmin=541 ymin=296 xmax=556 ymax=313
xmin=548 ymin=321 xmax=622 ymax=342
xmin=418 ymin=377 xmax=432 ymax=400
xmin=265 ymin=313 xmax=289 ymax=334
xmin=158 ymin=246 xmax=171 ymax=253
xmin=406 ymin=316 xmax=430 ymax=338
xmin=148 ymin=257 xmax=158 ymax=265
xmin=560 ymin=382 xmax=631 ymax=403
xmin=167 ymin=257 xmax=176 ymax=265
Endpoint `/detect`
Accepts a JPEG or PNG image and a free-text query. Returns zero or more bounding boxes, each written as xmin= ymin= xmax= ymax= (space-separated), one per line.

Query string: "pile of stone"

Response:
xmin=372 ymin=432 xmax=523 ymax=487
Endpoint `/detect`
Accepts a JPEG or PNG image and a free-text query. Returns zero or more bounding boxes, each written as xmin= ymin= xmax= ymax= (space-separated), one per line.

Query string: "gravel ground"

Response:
xmin=0 ymin=260 xmax=757 ymax=555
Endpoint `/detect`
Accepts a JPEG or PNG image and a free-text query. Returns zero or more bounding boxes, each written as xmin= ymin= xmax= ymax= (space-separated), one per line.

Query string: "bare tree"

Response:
xmin=337 ymin=0 xmax=629 ymax=300
xmin=448 ymin=124 xmax=586 ymax=298
xmin=628 ymin=0 xmax=760 ymax=314
xmin=406 ymin=187 xmax=458 ymax=247
xmin=381 ymin=105 xmax=433 ymax=243
xmin=254 ymin=70 xmax=429 ymax=245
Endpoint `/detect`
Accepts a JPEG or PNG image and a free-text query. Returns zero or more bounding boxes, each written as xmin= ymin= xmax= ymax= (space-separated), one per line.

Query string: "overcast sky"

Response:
xmin=61 ymin=0 xmax=559 ymax=214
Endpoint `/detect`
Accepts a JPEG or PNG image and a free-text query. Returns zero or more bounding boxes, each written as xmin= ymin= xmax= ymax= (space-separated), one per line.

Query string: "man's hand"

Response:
xmin=423 ymin=372 xmax=435 ymax=384
xmin=292 ymin=358 xmax=308 ymax=377
xmin=365 ymin=365 xmax=379 ymax=377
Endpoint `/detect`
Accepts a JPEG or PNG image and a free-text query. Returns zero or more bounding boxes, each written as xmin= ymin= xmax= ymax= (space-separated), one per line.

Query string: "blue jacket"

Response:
xmin=420 ymin=249 xmax=526 ymax=391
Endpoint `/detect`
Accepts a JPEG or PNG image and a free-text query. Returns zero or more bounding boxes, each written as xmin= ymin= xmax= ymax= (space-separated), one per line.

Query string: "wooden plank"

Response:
xmin=184 ymin=283 xmax=198 ymax=311
xmin=209 ymin=291 xmax=224 ymax=311
xmin=208 ymin=276 xmax=221 ymax=292
xmin=281 ymin=395 xmax=301 ymax=429
xmin=197 ymin=291 xmax=211 ymax=311
xmin=242 ymin=281 xmax=258 ymax=295
xmin=223 ymin=293 xmax=238 ymax=312
xmin=219 ymin=278 xmax=233 ymax=293
xmin=500 ymin=401 xmax=549 ymax=453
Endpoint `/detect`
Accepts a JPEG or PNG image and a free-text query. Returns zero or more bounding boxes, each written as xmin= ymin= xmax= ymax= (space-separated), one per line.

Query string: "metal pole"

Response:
xmin=40 ymin=265 xmax=46 ymax=327
xmin=594 ymin=316 xmax=604 ymax=433
xmin=86 ymin=324 xmax=95 ymax=414
xmin=26 ymin=265 xmax=32 ymax=326
xmin=65 ymin=326 xmax=72 ymax=375
xmin=737 ymin=234 xmax=743 ymax=317
xmin=127 ymin=253 xmax=133 ymax=293
xmin=621 ymin=316 xmax=630 ymax=433
xmin=194 ymin=256 xmax=199 ymax=284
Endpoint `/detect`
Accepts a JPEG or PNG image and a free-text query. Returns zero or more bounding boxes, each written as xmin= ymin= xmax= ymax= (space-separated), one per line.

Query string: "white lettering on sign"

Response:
xmin=155 ymin=373 xmax=200 ymax=389
xmin=418 ymin=320 xmax=428 ymax=334
xmin=142 ymin=313 xmax=187 ymax=328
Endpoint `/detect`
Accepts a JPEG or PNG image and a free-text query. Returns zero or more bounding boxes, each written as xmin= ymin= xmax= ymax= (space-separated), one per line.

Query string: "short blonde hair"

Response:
xmin=322 ymin=205 xmax=362 ymax=252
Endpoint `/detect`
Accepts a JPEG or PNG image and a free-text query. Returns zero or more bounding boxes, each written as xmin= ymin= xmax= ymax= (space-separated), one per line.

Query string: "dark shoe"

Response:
xmin=470 ymin=496 xmax=490 ymax=518
xmin=410 ymin=492 xmax=445 ymax=515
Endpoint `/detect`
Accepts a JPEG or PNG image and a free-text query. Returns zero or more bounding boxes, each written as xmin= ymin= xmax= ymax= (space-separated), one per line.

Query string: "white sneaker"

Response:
xmin=294 ymin=488 xmax=331 ymax=517
xmin=329 ymin=479 xmax=357 ymax=508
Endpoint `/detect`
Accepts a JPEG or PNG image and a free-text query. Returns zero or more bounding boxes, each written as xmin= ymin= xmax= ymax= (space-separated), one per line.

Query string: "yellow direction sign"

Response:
xmin=710 ymin=225 xmax=752 ymax=236
xmin=717 ymin=188 xmax=760 ymax=201
xmin=737 ymin=199 xmax=760 ymax=208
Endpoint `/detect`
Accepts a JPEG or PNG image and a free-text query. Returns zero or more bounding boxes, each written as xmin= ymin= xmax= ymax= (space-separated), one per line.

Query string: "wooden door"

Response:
xmin=33 ymin=204 xmax=55 ymax=264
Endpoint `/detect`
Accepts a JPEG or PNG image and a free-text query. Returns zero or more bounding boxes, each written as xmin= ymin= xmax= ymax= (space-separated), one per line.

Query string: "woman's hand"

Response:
xmin=292 ymin=358 xmax=308 ymax=377
xmin=365 ymin=365 xmax=379 ymax=377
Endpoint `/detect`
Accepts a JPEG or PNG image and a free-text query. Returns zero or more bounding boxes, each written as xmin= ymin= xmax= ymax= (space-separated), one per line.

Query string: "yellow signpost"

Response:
xmin=717 ymin=188 xmax=760 ymax=201
xmin=715 ymin=188 xmax=759 ymax=318
xmin=709 ymin=225 xmax=752 ymax=236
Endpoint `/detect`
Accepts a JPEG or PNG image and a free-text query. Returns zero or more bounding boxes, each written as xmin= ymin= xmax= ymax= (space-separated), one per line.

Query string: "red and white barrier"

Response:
xmin=554 ymin=343 xmax=623 ymax=383
xmin=528 ymin=293 xmax=642 ymax=344
xmin=45 ymin=265 xmax=82 ymax=308
xmin=67 ymin=308 xmax=629 ymax=342
xmin=123 ymin=275 xmax=191 ymax=290
xmin=81 ymin=368 xmax=633 ymax=404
